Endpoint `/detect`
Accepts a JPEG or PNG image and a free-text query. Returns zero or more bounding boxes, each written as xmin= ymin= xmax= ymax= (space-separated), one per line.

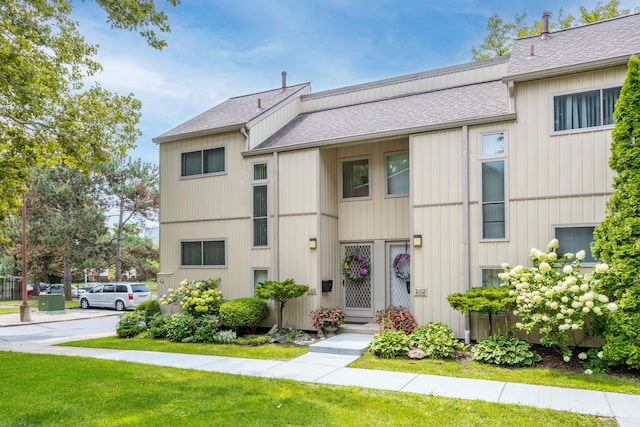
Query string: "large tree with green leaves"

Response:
xmin=591 ymin=55 xmax=640 ymax=369
xmin=15 ymin=165 xmax=110 ymax=299
xmin=471 ymin=1 xmax=632 ymax=60
xmin=0 ymin=0 xmax=178 ymax=228
xmin=100 ymin=157 xmax=159 ymax=281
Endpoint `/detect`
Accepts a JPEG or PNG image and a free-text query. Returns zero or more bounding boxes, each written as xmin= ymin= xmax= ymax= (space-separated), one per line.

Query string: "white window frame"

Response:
xmin=180 ymin=145 xmax=227 ymax=179
xmin=551 ymin=223 xmax=598 ymax=265
xmin=340 ymin=156 xmax=372 ymax=201
xmin=251 ymin=161 xmax=269 ymax=248
xmin=252 ymin=268 xmax=269 ymax=296
xmin=179 ymin=239 xmax=227 ymax=268
xmin=385 ymin=151 xmax=409 ymax=198
xmin=478 ymin=131 xmax=509 ymax=242
xmin=478 ymin=266 xmax=503 ymax=287
xmin=550 ymin=84 xmax=622 ymax=135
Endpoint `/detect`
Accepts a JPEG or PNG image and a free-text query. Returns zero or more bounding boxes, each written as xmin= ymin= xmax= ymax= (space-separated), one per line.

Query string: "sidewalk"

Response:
xmin=1 ymin=312 xmax=639 ymax=427
xmin=0 ymin=306 xmax=118 ymax=326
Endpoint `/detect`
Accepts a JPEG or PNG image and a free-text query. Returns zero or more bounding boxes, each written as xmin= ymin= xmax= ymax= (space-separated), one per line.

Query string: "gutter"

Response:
xmin=273 ymin=151 xmax=280 ymax=280
xmin=241 ymin=113 xmax=517 ymax=157
xmin=153 ymin=124 xmax=244 ymax=144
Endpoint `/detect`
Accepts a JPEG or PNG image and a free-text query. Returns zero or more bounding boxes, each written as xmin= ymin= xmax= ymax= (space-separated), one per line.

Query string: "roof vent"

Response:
xmin=257 ymin=98 xmax=262 ymax=109
xmin=281 ymin=71 xmax=287 ymax=91
xmin=527 ymin=44 xmax=537 ymax=60
xmin=541 ymin=11 xmax=551 ymax=40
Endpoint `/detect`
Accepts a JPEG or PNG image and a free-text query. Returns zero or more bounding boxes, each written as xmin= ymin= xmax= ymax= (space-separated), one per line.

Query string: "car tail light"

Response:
xmin=128 ymin=293 xmax=134 ymax=300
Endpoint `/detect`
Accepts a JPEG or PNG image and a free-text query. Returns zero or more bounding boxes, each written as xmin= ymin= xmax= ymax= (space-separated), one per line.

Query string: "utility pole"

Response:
xmin=20 ymin=194 xmax=31 ymax=322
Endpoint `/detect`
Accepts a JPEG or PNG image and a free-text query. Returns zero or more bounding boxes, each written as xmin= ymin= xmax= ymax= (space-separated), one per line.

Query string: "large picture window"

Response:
xmin=479 ymin=132 xmax=507 ymax=240
xmin=554 ymin=225 xmax=596 ymax=263
xmin=181 ymin=240 xmax=225 ymax=266
xmin=553 ymin=87 xmax=621 ymax=132
xmin=342 ymin=158 xmax=369 ymax=199
xmin=386 ymin=152 xmax=409 ymax=196
xmin=181 ymin=147 xmax=225 ymax=177
xmin=252 ymin=163 xmax=268 ymax=247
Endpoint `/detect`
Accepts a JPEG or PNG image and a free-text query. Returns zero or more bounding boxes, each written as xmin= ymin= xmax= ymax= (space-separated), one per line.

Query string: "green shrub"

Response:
xmin=219 ymin=297 xmax=270 ymax=333
xmin=193 ymin=315 xmax=220 ymax=343
xmin=116 ymin=312 xmax=147 ymax=338
xmin=409 ymin=322 xmax=464 ymax=359
xmin=159 ymin=278 xmax=224 ymax=317
xmin=471 ymin=332 xmax=542 ymax=367
xmin=375 ymin=305 xmax=418 ymax=335
xmin=234 ymin=334 xmax=271 ymax=346
xmin=212 ymin=329 xmax=237 ymax=344
xmin=149 ymin=314 xmax=168 ymax=339
xmin=134 ymin=299 xmax=161 ymax=327
xmin=164 ymin=313 xmax=195 ymax=342
xmin=368 ymin=329 xmax=410 ymax=359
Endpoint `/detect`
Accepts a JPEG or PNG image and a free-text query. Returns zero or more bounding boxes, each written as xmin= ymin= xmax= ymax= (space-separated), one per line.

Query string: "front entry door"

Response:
xmin=389 ymin=242 xmax=411 ymax=308
xmin=342 ymin=243 xmax=374 ymax=318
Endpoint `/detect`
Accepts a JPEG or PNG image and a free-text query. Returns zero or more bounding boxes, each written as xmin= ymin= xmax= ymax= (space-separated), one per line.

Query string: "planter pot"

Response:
xmin=322 ymin=325 xmax=338 ymax=337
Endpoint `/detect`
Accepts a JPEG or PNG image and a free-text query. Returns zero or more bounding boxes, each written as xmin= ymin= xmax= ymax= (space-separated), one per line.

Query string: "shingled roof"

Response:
xmin=505 ymin=13 xmax=640 ymax=82
xmin=154 ymin=83 xmax=310 ymax=143
xmin=253 ymin=80 xmax=510 ymax=151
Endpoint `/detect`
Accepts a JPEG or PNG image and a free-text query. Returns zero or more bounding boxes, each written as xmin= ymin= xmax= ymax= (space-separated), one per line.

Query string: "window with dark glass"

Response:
xmin=386 ymin=152 xmax=409 ymax=196
xmin=480 ymin=132 xmax=507 ymax=240
xmin=252 ymin=163 xmax=268 ymax=247
xmin=342 ymin=158 xmax=369 ymax=199
xmin=181 ymin=147 xmax=225 ymax=177
xmin=555 ymin=226 xmax=596 ymax=263
xmin=181 ymin=240 xmax=225 ymax=266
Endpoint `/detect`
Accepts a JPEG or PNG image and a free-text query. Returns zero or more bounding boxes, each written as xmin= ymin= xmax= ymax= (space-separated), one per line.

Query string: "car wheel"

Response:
xmin=115 ymin=300 xmax=125 ymax=311
xmin=80 ymin=298 xmax=90 ymax=309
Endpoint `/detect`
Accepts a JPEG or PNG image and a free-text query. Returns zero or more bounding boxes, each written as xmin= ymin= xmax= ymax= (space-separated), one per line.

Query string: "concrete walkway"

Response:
xmin=1 ymin=310 xmax=639 ymax=427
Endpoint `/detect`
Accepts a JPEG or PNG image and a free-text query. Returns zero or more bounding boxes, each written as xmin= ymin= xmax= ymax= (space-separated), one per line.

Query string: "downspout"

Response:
xmin=462 ymin=125 xmax=471 ymax=344
xmin=241 ymin=126 xmax=249 ymax=151
xmin=273 ymin=151 xmax=280 ymax=280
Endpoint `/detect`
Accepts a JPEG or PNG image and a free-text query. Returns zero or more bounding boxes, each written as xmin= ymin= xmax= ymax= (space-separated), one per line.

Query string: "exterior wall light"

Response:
xmin=413 ymin=234 xmax=422 ymax=247
xmin=309 ymin=238 xmax=317 ymax=249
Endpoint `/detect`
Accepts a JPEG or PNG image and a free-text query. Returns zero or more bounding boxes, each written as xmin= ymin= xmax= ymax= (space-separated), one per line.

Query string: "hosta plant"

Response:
xmin=471 ymin=332 xmax=542 ymax=367
xmin=409 ymin=322 xmax=464 ymax=359
xmin=368 ymin=329 xmax=410 ymax=359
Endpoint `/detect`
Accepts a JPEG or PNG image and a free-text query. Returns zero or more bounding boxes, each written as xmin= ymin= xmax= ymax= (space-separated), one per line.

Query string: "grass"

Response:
xmin=60 ymin=336 xmax=308 ymax=360
xmin=0 ymin=299 xmax=79 ymax=313
xmin=0 ymin=352 xmax=616 ymax=427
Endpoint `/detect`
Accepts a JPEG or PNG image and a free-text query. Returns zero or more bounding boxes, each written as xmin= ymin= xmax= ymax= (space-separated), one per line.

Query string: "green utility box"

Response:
xmin=38 ymin=294 xmax=65 ymax=313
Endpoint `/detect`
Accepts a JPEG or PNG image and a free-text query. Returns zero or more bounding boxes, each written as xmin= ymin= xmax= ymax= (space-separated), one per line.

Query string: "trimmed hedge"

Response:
xmin=219 ymin=297 xmax=270 ymax=332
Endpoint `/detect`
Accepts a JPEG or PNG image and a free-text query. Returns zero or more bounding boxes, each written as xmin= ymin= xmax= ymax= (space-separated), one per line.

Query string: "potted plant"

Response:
xmin=309 ymin=306 xmax=345 ymax=336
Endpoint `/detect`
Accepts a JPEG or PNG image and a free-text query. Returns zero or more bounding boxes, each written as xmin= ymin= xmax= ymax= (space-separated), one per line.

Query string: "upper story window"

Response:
xmin=342 ymin=157 xmax=370 ymax=199
xmin=181 ymin=240 xmax=226 ymax=266
xmin=386 ymin=152 xmax=409 ymax=196
xmin=553 ymin=86 xmax=621 ymax=132
xmin=252 ymin=163 xmax=268 ymax=247
xmin=479 ymin=132 xmax=507 ymax=240
xmin=181 ymin=147 xmax=225 ymax=177
xmin=553 ymin=225 xmax=596 ymax=264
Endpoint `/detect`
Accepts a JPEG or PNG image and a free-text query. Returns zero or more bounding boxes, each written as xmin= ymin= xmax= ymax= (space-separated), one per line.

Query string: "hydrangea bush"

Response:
xmin=159 ymin=278 xmax=223 ymax=317
xmin=499 ymin=239 xmax=618 ymax=357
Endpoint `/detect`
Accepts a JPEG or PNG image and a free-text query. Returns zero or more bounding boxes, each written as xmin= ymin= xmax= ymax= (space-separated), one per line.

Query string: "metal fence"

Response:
xmin=0 ymin=276 xmax=23 ymax=301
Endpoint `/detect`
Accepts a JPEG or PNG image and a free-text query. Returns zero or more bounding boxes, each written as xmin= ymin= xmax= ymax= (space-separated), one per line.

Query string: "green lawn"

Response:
xmin=0 ymin=299 xmax=79 ymax=313
xmin=0 ymin=352 xmax=616 ymax=427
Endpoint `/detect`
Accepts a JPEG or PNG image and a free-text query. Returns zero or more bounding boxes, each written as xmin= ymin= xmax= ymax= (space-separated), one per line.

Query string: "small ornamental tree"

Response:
xmin=500 ymin=240 xmax=618 ymax=358
xmin=254 ymin=279 xmax=308 ymax=331
xmin=447 ymin=285 xmax=515 ymax=335
xmin=591 ymin=55 xmax=640 ymax=368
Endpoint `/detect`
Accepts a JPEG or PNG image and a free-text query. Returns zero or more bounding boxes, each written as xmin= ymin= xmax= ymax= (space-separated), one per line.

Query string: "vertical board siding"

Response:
xmin=248 ymin=94 xmax=309 ymax=149
xmin=278 ymin=149 xmax=319 ymax=215
xmin=337 ymin=138 xmax=410 ymax=241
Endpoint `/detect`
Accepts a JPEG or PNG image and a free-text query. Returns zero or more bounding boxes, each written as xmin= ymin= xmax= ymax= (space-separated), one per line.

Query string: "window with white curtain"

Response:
xmin=553 ymin=87 xmax=621 ymax=132
xmin=342 ymin=158 xmax=370 ymax=199
xmin=252 ymin=163 xmax=268 ymax=247
xmin=181 ymin=240 xmax=225 ymax=266
xmin=479 ymin=132 xmax=507 ymax=240
xmin=386 ymin=152 xmax=409 ymax=196
xmin=554 ymin=225 xmax=596 ymax=263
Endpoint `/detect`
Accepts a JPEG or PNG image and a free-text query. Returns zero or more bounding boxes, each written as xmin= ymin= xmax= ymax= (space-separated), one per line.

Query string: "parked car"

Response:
xmin=79 ymin=282 xmax=151 ymax=311
xmin=77 ymin=283 xmax=100 ymax=296
xmin=46 ymin=284 xmax=79 ymax=298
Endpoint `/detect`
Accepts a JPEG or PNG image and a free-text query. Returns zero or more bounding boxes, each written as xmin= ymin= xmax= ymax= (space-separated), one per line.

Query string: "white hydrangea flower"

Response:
xmin=563 ymin=265 xmax=573 ymax=274
xmin=576 ymin=250 xmax=586 ymax=260
xmin=595 ymin=263 xmax=609 ymax=274
xmin=539 ymin=262 xmax=551 ymax=273
xmin=548 ymin=252 xmax=558 ymax=261
xmin=584 ymin=369 xmax=593 ymax=375
xmin=598 ymin=294 xmax=609 ymax=303
xmin=563 ymin=356 xmax=571 ymax=362
xmin=550 ymin=301 xmax=559 ymax=310
xmin=571 ymin=323 xmax=579 ymax=330
xmin=578 ymin=352 xmax=588 ymax=360
xmin=580 ymin=283 xmax=589 ymax=291
xmin=535 ymin=274 xmax=544 ymax=282
xmin=597 ymin=351 xmax=604 ymax=359
xmin=565 ymin=253 xmax=574 ymax=260
xmin=515 ymin=322 xmax=523 ymax=329
xmin=561 ymin=296 xmax=569 ymax=303
xmin=607 ymin=302 xmax=618 ymax=312
xmin=548 ymin=239 xmax=559 ymax=249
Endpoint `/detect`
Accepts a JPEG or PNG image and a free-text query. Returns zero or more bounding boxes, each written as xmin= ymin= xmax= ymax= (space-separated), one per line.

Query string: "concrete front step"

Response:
xmin=309 ymin=333 xmax=374 ymax=356
xmin=339 ymin=322 xmax=379 ymax=335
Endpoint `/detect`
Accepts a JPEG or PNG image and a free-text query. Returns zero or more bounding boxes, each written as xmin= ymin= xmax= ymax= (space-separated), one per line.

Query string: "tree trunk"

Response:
xmin=115 ymin=199 xmax=124 ymax=281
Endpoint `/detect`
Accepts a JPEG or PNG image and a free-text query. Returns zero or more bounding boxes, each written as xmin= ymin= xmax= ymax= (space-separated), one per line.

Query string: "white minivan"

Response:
xmin=79 ymin=282 xmax=151 ymax=311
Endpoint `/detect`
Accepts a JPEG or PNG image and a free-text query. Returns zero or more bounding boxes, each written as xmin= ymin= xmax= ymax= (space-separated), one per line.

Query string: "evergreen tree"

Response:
xmin=592 ymin=55 xmax=640 ymax=369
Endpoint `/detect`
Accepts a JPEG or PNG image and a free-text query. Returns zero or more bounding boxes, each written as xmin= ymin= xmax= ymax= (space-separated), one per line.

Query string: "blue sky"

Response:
xmin=71 ymin=0 xmax=639 ymax=165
